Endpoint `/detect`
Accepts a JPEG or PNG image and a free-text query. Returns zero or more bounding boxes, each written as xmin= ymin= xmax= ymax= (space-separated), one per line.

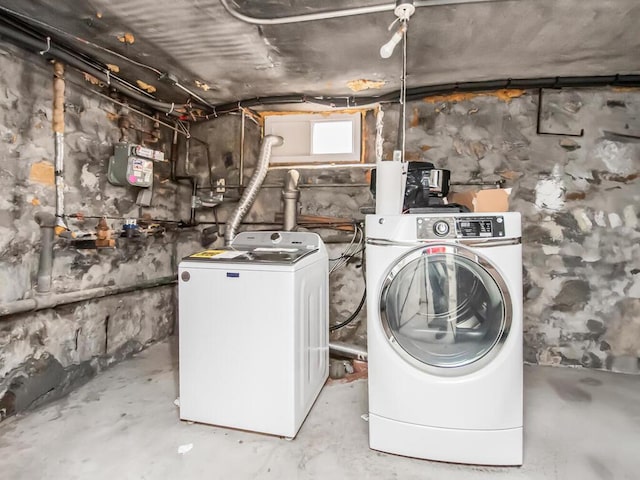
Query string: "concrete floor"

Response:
xmin=1 ymin=339 xmax=639 ymax=480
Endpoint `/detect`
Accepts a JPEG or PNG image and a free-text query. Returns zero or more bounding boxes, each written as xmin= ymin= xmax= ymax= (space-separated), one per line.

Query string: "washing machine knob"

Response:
xmin=270 ymin=232 xmax=282 ymax=243
xmin=433 ymin=220 xmax=450 ymax=237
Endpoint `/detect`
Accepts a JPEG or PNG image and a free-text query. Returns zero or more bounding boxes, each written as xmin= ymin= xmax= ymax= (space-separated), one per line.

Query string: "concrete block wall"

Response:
xmin=382 ymin=88 xmax=640 ymax=373
xmin=0 ymin=47 xmax=196 ymax=420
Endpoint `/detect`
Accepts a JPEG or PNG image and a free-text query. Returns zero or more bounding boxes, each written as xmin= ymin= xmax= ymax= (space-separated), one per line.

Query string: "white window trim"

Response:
xmin=264 ymin=112 xmax=362 ymax=164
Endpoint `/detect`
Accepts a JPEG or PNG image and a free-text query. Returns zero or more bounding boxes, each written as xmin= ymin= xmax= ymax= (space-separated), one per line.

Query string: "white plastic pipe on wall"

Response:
xmin=282 ymin=169 xmax=300 ymax=231
xmin=220 ymin=0 xmax=513 ymax=25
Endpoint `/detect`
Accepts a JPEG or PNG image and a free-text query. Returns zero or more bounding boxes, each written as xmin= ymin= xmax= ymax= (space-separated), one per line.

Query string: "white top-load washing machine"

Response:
xmin=365 ymin=213 xmax=523 ymax=465
xmin=178 ymin=231 xmax=329 ymax=438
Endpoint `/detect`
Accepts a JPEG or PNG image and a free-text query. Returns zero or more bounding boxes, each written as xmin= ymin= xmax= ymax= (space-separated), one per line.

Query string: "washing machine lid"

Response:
xmin=185 ymin=231 xmax=320 ymax=265
xmin=380 ymin=243 xmax=512 ymax=372
xmin=185 ymin=247 xmax=317 ymax=265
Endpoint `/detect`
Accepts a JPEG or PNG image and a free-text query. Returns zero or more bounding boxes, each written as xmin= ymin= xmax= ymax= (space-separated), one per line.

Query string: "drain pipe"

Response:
xmin=282 ymin=169 xmax=300 ymax=231
xmin=0 ymin=276 xmax=177 ymax=319
xmin=34 ymin=212 xmax=56 ymax=294
xmin=52 ymin=61 xmax=69 ymax=236
xmin=329 ymin=341 xmax=368 ymax=361
xmin=225 ymin=135 xmax=284 ymax=244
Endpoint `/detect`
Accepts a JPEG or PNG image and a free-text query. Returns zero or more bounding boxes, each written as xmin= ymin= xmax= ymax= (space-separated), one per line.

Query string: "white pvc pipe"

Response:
xmin=220 ymin=0 xmax=512 ymax=25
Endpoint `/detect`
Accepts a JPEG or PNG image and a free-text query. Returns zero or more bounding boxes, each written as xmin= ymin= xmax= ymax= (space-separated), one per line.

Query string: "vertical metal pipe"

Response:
xmin=52 ymin=61 xmax=68 ymax=232
xmin=400 ymin=19 xmax=408 ymax=161
xmin=34 ymin=212 xmax=56 ymax=294
xmin=185 ymin=130 xmax=197 ymax=225
xmin=239 ymin=109 xmax=246 ymax=187
xmin=170 ymin=127 xmax=179 ymax=180
xmin=282 ymin=169 xmax=300 ymax=231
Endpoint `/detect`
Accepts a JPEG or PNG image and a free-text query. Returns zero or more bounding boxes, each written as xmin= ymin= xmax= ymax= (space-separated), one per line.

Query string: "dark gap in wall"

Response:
xmin=104 ymin=316 xmax=110 ymax=354
xmin=74 ymin=328 xmax=81 ymax=351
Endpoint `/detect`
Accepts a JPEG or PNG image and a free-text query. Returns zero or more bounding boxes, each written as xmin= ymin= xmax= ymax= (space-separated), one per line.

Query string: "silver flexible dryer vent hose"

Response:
xmin=225 ymin=134 xmax=284 ymax=244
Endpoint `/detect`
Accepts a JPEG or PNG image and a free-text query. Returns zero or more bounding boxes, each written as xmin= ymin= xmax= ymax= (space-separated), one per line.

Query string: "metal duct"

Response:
xmin=282 ymin=169 xmax=300 ymax=231
xmin=224 ymin=135 xmax=284 ymax=244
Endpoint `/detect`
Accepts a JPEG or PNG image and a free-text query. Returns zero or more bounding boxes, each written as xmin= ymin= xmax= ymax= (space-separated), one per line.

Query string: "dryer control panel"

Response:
xmin=416 ymin=216 xmax=505 ymax=239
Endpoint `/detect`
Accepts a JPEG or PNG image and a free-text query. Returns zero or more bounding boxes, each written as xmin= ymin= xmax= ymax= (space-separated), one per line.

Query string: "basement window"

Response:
xmin=264 ymin=112 xmax=361 ymax=164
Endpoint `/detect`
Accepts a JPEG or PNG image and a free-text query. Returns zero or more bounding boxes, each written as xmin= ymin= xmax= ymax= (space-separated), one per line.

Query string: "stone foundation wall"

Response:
xmin=3 ymin=46 xmax=638 ymax=423
xmin=382 ymin=88 xmax=640 ymax=373
xmin=0 ymin=46 xmax=195 ymax=419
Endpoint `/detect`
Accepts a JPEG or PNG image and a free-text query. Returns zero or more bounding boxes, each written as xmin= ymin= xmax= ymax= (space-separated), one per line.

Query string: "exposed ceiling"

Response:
xmin=0 ymin=0 xmax=639 ymax=112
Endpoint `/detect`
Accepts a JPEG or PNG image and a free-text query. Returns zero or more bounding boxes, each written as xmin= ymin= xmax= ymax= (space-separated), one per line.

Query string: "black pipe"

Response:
xmin=2 ymin=10 xmax=639 ymax=117
xmin=190 ymin=180 xmax=197 ymax=225
xmin=0 ymin=17 xmax=193 ymax=115
xmin=211 ymin=75 xmax=640 ymax=114
xmin=170 ymin=127 xmax=198 ymax=225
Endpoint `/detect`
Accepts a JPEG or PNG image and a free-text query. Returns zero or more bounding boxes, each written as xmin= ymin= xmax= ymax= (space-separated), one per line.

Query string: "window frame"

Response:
xmin=263 ymin=112 xmax=362 ymax=165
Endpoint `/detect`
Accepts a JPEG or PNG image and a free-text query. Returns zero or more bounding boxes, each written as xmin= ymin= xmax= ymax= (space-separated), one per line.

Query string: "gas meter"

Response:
xmin=107 ymin=143 xmax=164 ymax=206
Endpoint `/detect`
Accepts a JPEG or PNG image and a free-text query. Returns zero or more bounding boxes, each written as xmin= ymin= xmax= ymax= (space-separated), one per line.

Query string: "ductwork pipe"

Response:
xmin=282 ymin=169 xmax=300 ymax=232
xmin=225 ymin=135 xmax=283 ymax=244
xmin=34 ymin=212 xmax=56 ymax=294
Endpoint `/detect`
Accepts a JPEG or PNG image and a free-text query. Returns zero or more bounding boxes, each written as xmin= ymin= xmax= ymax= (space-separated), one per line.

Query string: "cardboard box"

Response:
xmin=447 ymin=188 xmax=511 ymax=212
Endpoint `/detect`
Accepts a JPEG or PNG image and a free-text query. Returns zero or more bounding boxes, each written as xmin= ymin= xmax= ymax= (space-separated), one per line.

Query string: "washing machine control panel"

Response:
xmin=416 ymin=216 xmax=505 ymax=239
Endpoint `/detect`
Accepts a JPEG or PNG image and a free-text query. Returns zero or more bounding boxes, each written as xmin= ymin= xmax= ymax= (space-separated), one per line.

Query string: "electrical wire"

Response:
xmin=329 ymin=234 xmax=367 ymax=332
xmin=329 ymin=246 xmax=364 ymax=262
xmin=329 ymin=225 xmax=363 ymax=274
xmin=65 ymin=76 xmax=192 ymax=138
xmin=329 ymin=223 xmax=366 ymax=331
xmin=329 ymin=288 xmax=366 ymax=332
xmin=329 ymin=228 xmax=358 ymax=273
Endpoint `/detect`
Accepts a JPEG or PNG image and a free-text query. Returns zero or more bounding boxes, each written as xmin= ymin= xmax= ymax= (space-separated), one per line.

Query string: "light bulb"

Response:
xmin=380 ymin=29 xmax=403 ymax=58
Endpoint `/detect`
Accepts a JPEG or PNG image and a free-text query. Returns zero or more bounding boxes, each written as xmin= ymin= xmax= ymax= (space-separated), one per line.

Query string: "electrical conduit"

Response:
xmin=225 ymin=135 xmax=283 ymax=244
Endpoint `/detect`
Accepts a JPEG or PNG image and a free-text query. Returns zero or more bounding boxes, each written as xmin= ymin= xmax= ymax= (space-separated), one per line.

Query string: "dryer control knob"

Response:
xmin=270 ymin=232 xmax=282 ymax=243
xmin=433 ymin=220 xmax=450 ymax=237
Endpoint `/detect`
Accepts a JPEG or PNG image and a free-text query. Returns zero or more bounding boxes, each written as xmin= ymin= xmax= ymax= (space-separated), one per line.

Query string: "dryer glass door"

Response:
xmin=380 ymin=245 xmax=511 ymax=370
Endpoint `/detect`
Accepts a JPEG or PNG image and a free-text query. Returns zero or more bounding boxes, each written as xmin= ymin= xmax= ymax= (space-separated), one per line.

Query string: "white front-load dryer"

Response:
xmin=365 ymin=212 xmax=523 ymax=466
